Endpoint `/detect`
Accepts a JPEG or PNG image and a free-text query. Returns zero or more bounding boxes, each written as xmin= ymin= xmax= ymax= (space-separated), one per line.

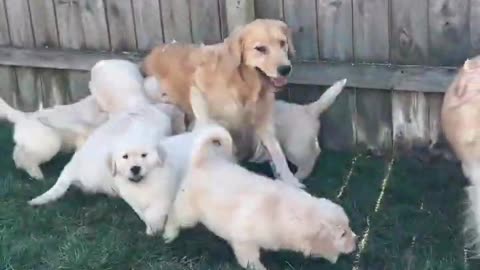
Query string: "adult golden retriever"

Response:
xmin=143 ymin=19 xmax=302 ymax=187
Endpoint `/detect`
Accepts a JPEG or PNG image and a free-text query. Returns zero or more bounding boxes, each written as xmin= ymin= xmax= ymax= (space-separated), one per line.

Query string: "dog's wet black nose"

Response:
xmin=130 ymin=166 xmax=141 ymax=175
xmin=277 ymin=65 xmax=292 ymax=76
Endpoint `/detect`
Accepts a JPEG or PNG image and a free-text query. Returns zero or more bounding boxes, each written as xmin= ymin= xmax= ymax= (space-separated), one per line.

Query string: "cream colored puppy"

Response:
xmin=110 ymin=129 xmax=176 ymax=236
xmin=28 ymin=104 xmax=172 ymax=206
xmin=0 ymin=96 xmax=107 ymax=180
xmin=89 ymin=59 xmax=150 ymax=113
xmin=251 ymin=79 xmax=347 ymax=179
xmin=163 ymin=123 xmax=357 ymax=270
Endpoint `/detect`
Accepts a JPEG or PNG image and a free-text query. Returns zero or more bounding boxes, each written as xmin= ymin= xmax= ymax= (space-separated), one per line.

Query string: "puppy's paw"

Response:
xmin=337 ymin=78 xmax=347 ymax=87
xmin=162 ymin=227 xmax=179 ymax=243
xmin=282 ymin=175 xmax=305 ymax=189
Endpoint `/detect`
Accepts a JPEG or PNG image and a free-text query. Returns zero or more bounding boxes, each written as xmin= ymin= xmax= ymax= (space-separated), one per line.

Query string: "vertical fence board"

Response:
xmin=316 ymin=0 xmax=356 ymax=151
xmin=29 ymin=0 xmax=70 ymax=107
xmin=78 ymin=0 xmax=110 ymax=50
xmin=471 ymin=0 xmax=480 ymax=56
xmin=5 ymin=0 xmax=39 ymax=111
xmin=353 ymin=0 xmax=392 ymax=153
xmin=132 ymin=0 xmax=164 ymax=51
xmin=0 ymin=0 xmax=17 ymax=106
xmin=54 ymin=0 xmax=85 ymax=49
xmin=190 ymin=0 xmax=222 ymax=44
xmin=224 ymin=0 xmax=255 ymax=34
xmin=390 ymin=0 xmax=429 ymax=149
xmin=428 ymin=0 xmax=470 ymax=146
xmin=160 ymin=0 xmax=192 ymax=43
xmin=105 ymin=0 xmax=137 ymax=51
xmin=254 ymin=0 xmax=282 ymax=19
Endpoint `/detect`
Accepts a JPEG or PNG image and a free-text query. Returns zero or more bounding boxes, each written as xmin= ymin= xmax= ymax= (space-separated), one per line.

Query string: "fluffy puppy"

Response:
xmin=89 ymin=59 xmax=151 ymax=113
xmin=144 ymin=19 xmax=303 ymax=188
xmin=110 ymin=132 xmax=176 ymax=236
xmin=441 ymin=56 xmax=480 ymax=253
xmin=251 ymin=79 xmax=347 ymax=179
xmin=28 ymin=104 xmax=172 ymax=206
xmin=163 ymin=125 xmax=357 ymax=270
xmin=0 ymin=96 xmax=107 ymax=180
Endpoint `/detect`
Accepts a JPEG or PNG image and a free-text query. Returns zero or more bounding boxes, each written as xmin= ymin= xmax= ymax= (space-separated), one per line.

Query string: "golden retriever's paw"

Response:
xmin=162 ymin=227 xmax=179 ymax=243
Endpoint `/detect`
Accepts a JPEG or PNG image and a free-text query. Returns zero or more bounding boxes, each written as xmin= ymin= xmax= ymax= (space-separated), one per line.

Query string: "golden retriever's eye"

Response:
xmin=212 ymin=139 xmax=222 ymax=146
xmin=141 ymin=153 xmax=148 ymax=158
xmin=255 ymin=45 xmax=268 ymax=54
xmin=279 ymin=40 xmax=286 ymax=48
xmin=122 ymin=154 xmax=128 ymax=159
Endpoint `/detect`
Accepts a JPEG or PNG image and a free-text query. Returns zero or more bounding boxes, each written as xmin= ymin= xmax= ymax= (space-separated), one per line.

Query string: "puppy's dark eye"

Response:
xmin=255 ymin=46 xmax=267 ymax=54
xmin=341 ymin=230 xmax=346 ymax=238
xmin=141 ymin=153 xmax=148 ymax=158
xmin=212 ymin=139 xmax=222 ymax=146
xmin=122 ymin=154 xmax=129 ymax=159
xmin=279 ymin=40 xmax=286 ymax=47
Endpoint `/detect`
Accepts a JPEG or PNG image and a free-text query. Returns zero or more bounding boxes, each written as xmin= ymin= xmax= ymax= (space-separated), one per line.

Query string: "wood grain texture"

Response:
xmin=54 ymin=0 xmax=86 ymax=49
xmin=283 ymin=0 xmax=318 ymax=61
xmin=391 ymin=0 xmax=429 ymax=149
xmin=0 ymin=0 xmax=16 ymax=106
xmin=105 ymin=0 xmax=137 ymax=50
xmin=78 ymin=0 xmax=110 ymax=50
xmin=5 ymin=0 xmax=39 ymax=111
xmin=254 ymin=0 xmax=282 ymax=19
xmin=316 ymin=0 xmax=356 ymax=151
xmin=429 ymin=0 xmax=470 ymax=66
xmin=0 ymin=0 xmax=9 ymax=45
xmin=471 ymin=0 xmax=480 ymax=56
xmin=190 ymin=0 xmax=222 ymax=44
xmin=353 ymin=0 xmax=392 ymax=153
xmin=160 ymin=0 xmax=192 ymax=43
xmin=132 ymin=0 xmax=164 ymax=50
xmin=28 ymin=0 xmax=59 ymax=48
xmin=225 ymin=0 xmax=255 ymax=33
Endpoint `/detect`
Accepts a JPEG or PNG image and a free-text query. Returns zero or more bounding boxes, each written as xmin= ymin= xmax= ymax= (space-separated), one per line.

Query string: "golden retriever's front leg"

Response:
xmin=257 ymin=125 xmax=304 ymax=189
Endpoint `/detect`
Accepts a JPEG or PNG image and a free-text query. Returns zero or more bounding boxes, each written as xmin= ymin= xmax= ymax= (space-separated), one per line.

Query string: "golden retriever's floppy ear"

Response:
xmin=281 ymin=23 xmax=296 ymax=58
xmin=156 ymin=145 xmax=166 ymax=167
xmin=225 ymin=26 xmax=244 ymax=67
xmin=107 ymin=153 xmax=117 ymax=177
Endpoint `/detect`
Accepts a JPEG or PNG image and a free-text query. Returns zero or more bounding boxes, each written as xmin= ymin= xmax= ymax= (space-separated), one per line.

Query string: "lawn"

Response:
xmin=0 ymin=122 xmax=477 ymax=270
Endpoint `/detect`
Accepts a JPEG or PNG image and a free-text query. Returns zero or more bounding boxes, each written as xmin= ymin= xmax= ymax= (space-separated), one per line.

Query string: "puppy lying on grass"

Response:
xmin=0 ymin=96 xmax=107 ymax=180
xmin=28 ymin=104 xmax=172 ymax=206
xmin=163 ymin=113 xmax=357 ymax=270
xmin=251 ymin=78 xmax=347 ymax=179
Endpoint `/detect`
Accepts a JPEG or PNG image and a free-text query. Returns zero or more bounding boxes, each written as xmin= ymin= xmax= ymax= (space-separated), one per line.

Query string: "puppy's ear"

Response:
xmin=281 ymin=23 xmax=296 ymax=58
xmin=156 ymin=145 xmax=166 ymax=167
xmin=107 ymin=153 xmax=117 ymax=177
xmin=225 ymin=26 xmax=244 ymax=67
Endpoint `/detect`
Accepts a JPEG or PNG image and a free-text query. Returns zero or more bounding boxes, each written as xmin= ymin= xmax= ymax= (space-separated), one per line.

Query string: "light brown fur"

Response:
xmin=441 ymin=56 xmax=480 ymax=254
xmin=143 ymin=19 xmax=302 ymax=187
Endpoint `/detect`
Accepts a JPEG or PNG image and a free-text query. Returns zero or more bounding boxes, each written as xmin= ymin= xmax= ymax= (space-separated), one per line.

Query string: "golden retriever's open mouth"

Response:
xmin=255 ymin=68 xmax=288 ymax=90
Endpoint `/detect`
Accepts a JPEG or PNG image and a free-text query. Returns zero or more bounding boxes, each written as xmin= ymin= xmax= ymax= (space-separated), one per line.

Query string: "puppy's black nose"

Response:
xmin=130 ymin=166 xmax=141 ymax=175
xmin=277 ymin=65 xmax=292 ymax=76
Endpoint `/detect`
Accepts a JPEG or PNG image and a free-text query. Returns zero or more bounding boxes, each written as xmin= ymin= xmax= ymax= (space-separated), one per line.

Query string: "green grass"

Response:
xmin=0 ymin=122 xmax=476 ymax=269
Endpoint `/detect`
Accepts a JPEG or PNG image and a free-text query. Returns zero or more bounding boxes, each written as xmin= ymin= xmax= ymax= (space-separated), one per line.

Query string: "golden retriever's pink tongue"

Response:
xmin=272 ymin=77 xmax=288 ymax=88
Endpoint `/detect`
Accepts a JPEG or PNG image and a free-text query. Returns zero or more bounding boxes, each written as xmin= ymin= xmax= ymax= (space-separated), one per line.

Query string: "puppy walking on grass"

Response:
xmin=163 ymin=118 xmax=357 ymax=270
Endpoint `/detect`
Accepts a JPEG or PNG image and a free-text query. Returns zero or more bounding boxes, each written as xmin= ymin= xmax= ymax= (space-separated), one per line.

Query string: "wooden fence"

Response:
xmin=0 ymin=0 xmax=477 ymax=153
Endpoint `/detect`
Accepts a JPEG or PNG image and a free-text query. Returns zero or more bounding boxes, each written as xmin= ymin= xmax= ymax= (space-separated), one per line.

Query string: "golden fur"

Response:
xmin=143 ymin=19 xmax=302 ymax=187
xmin=441 ymin=56 xmax=480 ymax=253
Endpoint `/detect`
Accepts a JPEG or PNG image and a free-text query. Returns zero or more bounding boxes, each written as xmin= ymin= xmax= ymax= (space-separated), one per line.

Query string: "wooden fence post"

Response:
xmin=225 ymin=0 xmax=255 ymax=33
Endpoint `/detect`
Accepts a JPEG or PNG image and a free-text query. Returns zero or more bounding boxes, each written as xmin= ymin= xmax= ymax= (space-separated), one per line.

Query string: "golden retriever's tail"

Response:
xmin=28 ymin=163 xmax=74 ymax=206
xmin=190 ymin=126 xmax=234 ymax=168
xmin=306 ymin=78 xmax=347 ymax=116
xmin=0 ymin=98 xmax=26 ymax=123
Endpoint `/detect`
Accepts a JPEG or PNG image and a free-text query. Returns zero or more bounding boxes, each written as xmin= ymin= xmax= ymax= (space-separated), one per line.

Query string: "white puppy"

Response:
xmin=251 ymin=79 xmax=347 ymax=180
xmin=163 ymin=119 xmax=357 ymax=270
xmin=28 ymin=104 xmax=172 ymax=206
xmin=89 ymin=59 xmax=151 ymax=113
xmin=0 ymin=96 xmax=107 ymax=180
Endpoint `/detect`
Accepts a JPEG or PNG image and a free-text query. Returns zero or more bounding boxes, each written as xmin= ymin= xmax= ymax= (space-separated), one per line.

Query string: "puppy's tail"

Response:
xmin=28 ymin=163 xmax=74 ymax=206
xmin=306 ymin=78 xmax=347 ymax=117
xmin=190 ymin=126 xmax=234 ymax=168
xmin=0 ymin=98 xmax=26 ymax=123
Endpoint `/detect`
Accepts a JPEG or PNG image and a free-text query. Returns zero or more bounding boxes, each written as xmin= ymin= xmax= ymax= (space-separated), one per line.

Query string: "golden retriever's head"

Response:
xmin=302 ymin=199 xmax=357 ymax=263
xmin=110 ymin=144 xmax=165 ymax=183
xmin=225 ymin=19 xmax=295 ymax=88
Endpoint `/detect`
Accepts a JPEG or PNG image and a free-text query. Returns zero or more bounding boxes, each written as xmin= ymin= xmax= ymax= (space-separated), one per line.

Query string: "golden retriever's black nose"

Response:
xmin=130 ymin=166 xmax=141 ymax=175
xmin=277 ymin=65 xmax=292 ymax=76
